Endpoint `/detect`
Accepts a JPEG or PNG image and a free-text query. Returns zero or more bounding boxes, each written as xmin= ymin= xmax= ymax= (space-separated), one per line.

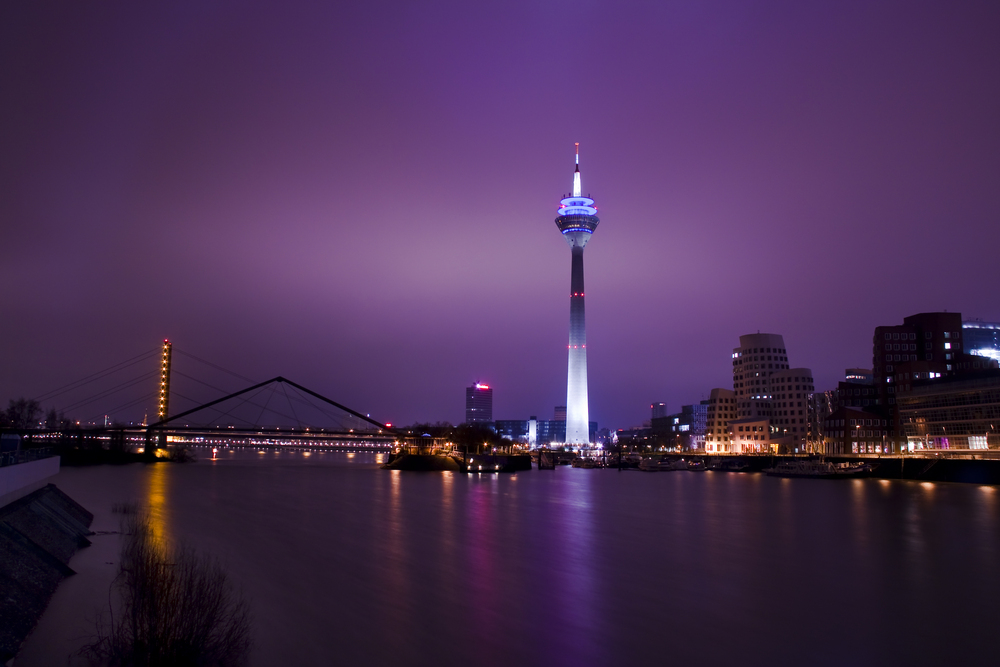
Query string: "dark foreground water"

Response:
xmin=17 ymin=450 xmax=1000 ymax=666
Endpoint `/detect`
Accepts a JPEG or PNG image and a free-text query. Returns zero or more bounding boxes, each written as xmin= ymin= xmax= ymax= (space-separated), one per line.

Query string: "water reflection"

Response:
xmin=22 ymin=453 xmax=1000 ymax=667
xmin=145 ymin=462 xmax=170 ymax=548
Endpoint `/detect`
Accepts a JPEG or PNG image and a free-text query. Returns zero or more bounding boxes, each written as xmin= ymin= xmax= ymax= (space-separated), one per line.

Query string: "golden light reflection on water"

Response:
xmin=145 ymin=463 xmax=170 ymax=549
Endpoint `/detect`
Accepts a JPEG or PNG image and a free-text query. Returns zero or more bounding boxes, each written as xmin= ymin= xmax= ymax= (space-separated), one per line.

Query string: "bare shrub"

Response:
xmin=111 ymin=501 xmax=141 ymax=515
xmin=85 ymin=507 xmax=252 ymax=666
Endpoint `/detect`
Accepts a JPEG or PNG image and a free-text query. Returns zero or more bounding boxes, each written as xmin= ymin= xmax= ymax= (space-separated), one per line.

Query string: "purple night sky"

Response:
xmin=2 ymin=1 xmax=999 ymax=430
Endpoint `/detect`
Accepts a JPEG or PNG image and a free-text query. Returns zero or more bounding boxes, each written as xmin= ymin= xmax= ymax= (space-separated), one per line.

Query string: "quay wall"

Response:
xmin=652 ymin=454 xmax=1000 ymax=484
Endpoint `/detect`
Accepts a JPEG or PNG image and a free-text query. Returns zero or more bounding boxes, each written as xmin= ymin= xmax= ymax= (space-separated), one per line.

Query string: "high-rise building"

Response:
xmin=873 ymin=312 xmax=964 ymax=448
xmin=465 ymin=383 xmax=493 ymax=424
xmin=651 ymin=402 xmax=668 ymax=420
xmin=730 ymin=333 xmax=814 ymax=453
xmin=556 ymin=144 xmax=599 ymax=445
xmin=731 ymin=333 xmax=791 ymax=419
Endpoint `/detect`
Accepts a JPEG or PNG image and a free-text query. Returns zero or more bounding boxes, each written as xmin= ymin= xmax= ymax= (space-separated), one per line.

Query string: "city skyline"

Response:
xmin=2 ymin=2 xmax=1000 ymax=429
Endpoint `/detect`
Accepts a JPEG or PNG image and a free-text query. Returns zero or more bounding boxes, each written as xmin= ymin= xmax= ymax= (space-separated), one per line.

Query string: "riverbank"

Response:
xmin=0 ymin=484 xmax=93 ymax=662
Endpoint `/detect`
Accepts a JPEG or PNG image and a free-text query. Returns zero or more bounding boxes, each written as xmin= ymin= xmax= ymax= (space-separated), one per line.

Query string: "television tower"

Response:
xmin=555 ymin=144 xmax=599 ymax=445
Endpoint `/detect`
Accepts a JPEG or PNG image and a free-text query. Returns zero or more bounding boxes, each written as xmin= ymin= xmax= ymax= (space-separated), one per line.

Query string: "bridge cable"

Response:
xmin=169 ymin=373 xmax=303 ymax=426
xmin=279 ymin=382 xmax=303 ymax=429
xmin=172 ymin=349 xmax=255 ymax=384
xmin=34 ymin=348 xmax=158 ymax=403
xmin=252 ymin=385 xmax=277 ymax=428
xmin=283 ymin=383 xmax=357 ymax=431
xmin=58 ymin=371 xmax=158 ymax=414
xmin=170 ymin=387 xmax=275 ymax=428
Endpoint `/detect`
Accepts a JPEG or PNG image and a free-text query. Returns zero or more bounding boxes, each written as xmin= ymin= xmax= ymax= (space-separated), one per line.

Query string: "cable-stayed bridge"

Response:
xmin=16 ymin=340 xmax=412 ymax=454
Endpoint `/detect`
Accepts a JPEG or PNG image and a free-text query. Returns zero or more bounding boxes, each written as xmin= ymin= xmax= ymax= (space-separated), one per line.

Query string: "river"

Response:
xmin=15 ymin=449 xmax=1000 ymax=666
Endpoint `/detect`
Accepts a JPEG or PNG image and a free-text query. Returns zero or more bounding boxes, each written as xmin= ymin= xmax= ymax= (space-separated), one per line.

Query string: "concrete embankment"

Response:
xmin=652 ymin=454 xmax=1000 ymax=484
xmin=382 ymin=453 xmax=462 ymax=471
xmin=382 ymin=452 xmax=532 ymax=472
xmin=0 ymin=484 xmax=93 ymax=662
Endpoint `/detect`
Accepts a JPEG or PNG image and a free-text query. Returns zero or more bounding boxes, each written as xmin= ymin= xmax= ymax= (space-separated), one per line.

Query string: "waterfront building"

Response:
xmin=555 ymin=144 xmax=600 ymax=445
xmin=822 ymin=407 xmax=889 ymax=455
xmin=494 ymin=419 xmax=528 ymax=442
xmin=653 ymin=403 xmax=708 ymax=451
xmin=896 ymin=368 xmax=1000 ymax=451
xmin=963 ymin=320 xmax=1000 ymax=363
xmin=465 ymin=383 xmax=493 ymax=424
xmin=873 ymin=312 xmax=965 ymax=448
xmin=807 ymin=390 xmax=835 ymax=453
xmin=767 ymin=368 xmax=815 ymax=451
xmin=495 ymin=417 xmax=597 ymax=447
xmin=729 ymin=417 xmax=771 ymax=454
xmin=731 ymin=333 xmax=792 ymax=419
xmin=705 ymin=388 xmax=736 ymax=453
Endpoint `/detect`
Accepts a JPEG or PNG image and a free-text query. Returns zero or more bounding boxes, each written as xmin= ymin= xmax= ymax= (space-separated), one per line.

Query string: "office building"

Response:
xmin=963 ymin=320 xmax=1000 ymax=363
xmin=822 ymin=407 xmax=889 ymax=455
xmin=896 ymin=368 xmax=1000 ymax=451
xmin=873 ymin=312 xmax=964 ymax=448
xmin=465 ymin=383 xmax=493 ymax=424
xmin=651 ymin=402 xmax=668 ymax=420
xmin=555 ymin=144 xmax=600 ymax=444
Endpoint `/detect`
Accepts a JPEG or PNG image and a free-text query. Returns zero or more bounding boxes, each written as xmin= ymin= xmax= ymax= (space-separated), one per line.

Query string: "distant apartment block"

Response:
xmin=963 ymin=320 xmax=1000 ymax=363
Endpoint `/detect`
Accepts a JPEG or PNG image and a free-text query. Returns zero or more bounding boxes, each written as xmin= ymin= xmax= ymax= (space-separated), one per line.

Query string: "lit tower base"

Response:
xmin=555 ymin=144 xmax=599 ymax=445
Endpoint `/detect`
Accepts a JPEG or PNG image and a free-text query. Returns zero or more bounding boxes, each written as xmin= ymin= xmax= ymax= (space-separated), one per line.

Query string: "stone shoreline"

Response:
xmin=0 ymin=484 xmax=93 ymax=663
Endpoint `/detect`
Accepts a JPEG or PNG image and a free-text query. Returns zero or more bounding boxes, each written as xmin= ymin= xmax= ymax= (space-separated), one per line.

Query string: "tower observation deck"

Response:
xmin=555 ymin=144 xmax=599 ymax=445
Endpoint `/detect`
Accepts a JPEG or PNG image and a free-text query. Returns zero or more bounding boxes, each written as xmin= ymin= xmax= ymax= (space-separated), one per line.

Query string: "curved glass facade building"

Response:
xmin=555 ymin=145 xmax=599 ymax=445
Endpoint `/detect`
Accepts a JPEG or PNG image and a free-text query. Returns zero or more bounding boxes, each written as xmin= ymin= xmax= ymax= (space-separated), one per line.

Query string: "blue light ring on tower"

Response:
xmin=558 ymin=196 xmax=597 ymax=216
xmin=555 ymin=214 xmax=599 ymax=234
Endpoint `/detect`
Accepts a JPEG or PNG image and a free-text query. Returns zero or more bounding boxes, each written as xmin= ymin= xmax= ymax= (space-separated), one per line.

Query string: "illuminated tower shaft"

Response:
xmin=555 ymin=144 xmax=599 ymax=445
xmin=566 ymin=246 xmax=588 ymax=443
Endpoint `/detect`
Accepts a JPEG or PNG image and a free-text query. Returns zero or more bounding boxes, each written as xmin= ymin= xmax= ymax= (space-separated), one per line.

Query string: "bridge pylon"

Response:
xmin=155 ymin=339 xmax=172 ymax=449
